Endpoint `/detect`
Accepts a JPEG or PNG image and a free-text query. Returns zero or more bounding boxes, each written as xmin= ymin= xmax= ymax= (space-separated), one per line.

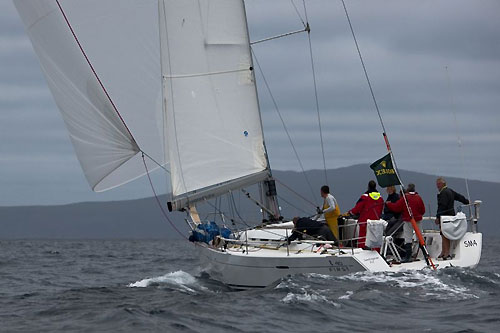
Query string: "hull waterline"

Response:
xmin=197 ymin=230 xmax=482 ymax=289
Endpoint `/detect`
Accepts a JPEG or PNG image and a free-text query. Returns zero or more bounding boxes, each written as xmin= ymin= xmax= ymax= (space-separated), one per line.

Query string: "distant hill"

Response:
xmin=0 ymin=165 xmax=496 ymax=239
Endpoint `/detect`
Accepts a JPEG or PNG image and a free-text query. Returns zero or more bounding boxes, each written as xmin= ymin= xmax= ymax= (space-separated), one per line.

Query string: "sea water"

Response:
xmin=1 ymin=238 xmax=499 ymax=332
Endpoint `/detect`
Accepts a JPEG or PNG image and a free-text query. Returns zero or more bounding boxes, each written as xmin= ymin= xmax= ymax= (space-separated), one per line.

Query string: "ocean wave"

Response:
xmin=338 ymin=291 xmax=353 ymax=300
xmin=128 ymin=271 xmax=200 ymax=293
xmin=337 ymin=270 xmax=479 ymax=300
xmin=281 ymin=290 xmax=340 ymax=307
xmin=277 ymin=279 xmax=340 ymax=306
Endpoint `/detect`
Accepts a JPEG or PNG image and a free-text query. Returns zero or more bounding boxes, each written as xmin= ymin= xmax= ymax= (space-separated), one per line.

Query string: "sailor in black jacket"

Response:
xmin=382 ymin=185 xmax=401 ymax=221
xmin=437 ymin=185 xmax=469 ymax=218
xmin=435 ymin=177 xmax=469 ymax=259
xmin=287 ymin=217 xmax=337 ymax=244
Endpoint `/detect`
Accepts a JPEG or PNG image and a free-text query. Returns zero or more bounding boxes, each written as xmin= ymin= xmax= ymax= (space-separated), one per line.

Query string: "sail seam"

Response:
xmin=164 ymin=67 xmax=251 ymax=79
xmin=55 ymin=0 xmax=138 ymax=147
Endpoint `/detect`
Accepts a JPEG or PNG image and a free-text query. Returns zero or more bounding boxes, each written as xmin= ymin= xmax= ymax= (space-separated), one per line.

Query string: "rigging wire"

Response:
xmin=277 ymin=194 xmax=310 ymax=215
xmin=274 ymin=177 xmax=317 ymax=208
xmin=141 ymin=154 xmax=290 ymax=239
xmin=342 ymin=1 xmax=435 ymax=269
xmin=203 ymin=196 xmax=250 ymax=228
xmin=141 ymin=150 xmax=170 ymax=174
xmin=302 ymin=0 xmax=328 ymax=186
xmin=290 ymin=0 xmax=307 ymax=28
xmin=251 ymin=48 xmax=317 ymax=200
xmin=340 ymin=0 xmax=386 ymax=135
xmin=206 ymin=196 xmax=290 ymax=243
xmin=230 ymin=193 xmax=252 ymax=227
xmin=206 ymin=192 xmax=294 ymax=240
xmin=251 ymin=28 xmax=308 ymax=45
xmin=141 ymin=153 xmax=189 ymax=241
xmin=445 ymin=66 xmax=472 ymax=203
xmin=340 ymin=0 xmax=405 ymax=181
xmin=340 ymin=0 xmax=436 ymax=269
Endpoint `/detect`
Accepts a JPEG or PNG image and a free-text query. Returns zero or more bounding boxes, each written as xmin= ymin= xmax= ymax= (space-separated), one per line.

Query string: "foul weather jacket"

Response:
xmin=386 ymin=192 xmax=425 ymax=222
xmin=322 ymin=193 xmax=341 ymax=239
xmin=436 ymin=186 xmax=469 ymax=218
xmin=349 ymin=191 xmax=384 ymax=248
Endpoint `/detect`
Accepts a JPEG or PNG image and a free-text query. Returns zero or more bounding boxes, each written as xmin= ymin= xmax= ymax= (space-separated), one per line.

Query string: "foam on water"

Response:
xmin=338 ymin=291 xmax=353 ymax=300
xmin=3 ymin=239 xmax=499 ymax=332
xmin=281 ymin=290 xmax=340 ymax=307
xmin=337 ymin=270 xmax=479 ymax=299
xmin=128 ymin=270 xmax=198 ymax=292
xmin=277 ymin=280 xmax=340 ymax=306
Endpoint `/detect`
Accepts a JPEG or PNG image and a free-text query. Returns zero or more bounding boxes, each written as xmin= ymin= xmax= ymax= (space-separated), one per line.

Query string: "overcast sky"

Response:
xmin=1 ymin=0 xmax=499 ymax=206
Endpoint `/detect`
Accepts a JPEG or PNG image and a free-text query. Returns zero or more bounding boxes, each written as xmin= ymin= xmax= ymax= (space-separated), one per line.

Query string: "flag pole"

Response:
xmin=383 ymin=133 xmax=436 ymax=269
xmin=342 ymin=0 xmax=435 ymax=269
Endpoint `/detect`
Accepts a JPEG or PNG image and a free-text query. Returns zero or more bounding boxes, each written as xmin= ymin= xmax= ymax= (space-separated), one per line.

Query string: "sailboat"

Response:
xmin=15 ymin=0 xmax=482 ymax=289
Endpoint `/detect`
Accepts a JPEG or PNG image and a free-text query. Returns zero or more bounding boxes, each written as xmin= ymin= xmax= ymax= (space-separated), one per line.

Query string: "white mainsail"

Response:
xmin=14 ymin=0 xmax=165 ymax=191
xmin=160 ymin=0 xmax=269 ymax=205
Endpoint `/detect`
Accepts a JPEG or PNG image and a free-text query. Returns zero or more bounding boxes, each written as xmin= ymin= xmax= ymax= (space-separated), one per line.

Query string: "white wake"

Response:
xmin=128 ymin=270 xmax=199 ymax=292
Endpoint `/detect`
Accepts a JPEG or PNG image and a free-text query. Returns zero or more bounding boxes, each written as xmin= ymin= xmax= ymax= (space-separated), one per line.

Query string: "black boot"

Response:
xmin=401 ymin=243 xmax=412 ymax=263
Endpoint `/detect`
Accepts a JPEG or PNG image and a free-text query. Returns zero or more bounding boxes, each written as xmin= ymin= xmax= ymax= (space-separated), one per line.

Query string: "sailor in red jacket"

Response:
xmin=386 ymin=183 xmax=425 ymax=262
xmin=348 ymin=180 xmax=384 ymax=248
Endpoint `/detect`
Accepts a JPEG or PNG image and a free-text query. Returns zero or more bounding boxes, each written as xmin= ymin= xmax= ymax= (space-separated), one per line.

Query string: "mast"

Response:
xmin=241 ymin=1 xmax=280 ymax=221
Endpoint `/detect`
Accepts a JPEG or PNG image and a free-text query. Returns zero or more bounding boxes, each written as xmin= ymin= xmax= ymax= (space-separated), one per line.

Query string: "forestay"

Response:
xmin=14 ymin=0 xmax=165 ymax=191
xmin=160 ymin=0 xmax=268 ymax=200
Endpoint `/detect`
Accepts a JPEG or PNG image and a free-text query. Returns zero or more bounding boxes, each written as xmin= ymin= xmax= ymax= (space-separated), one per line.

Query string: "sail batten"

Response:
xmin=160 ymin=0 xmax=269 ymax=203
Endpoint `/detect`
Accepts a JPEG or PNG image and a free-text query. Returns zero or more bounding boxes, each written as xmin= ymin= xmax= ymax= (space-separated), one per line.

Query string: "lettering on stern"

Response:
xmin=328 ymin=259 xmax=351 ymax=273
xmin=464 ymin=240 xmax=478 ymax=248
xmin=363 ymin=257 xmax=381 ymax=264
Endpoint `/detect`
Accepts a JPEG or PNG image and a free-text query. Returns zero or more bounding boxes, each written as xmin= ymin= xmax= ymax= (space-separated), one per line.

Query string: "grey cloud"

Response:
xmin=0 ymin=0 xmax=499 ymax=206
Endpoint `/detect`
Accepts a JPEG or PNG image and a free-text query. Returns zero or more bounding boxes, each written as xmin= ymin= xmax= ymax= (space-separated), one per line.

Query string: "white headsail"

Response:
xmin=14 ymin=0 xmax=165 ymax=191
xmin=160 ymin=0 xmax=269 ymax=208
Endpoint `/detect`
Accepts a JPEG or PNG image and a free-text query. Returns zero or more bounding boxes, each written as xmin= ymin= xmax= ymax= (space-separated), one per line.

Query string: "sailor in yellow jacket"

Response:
xmin=318 ymin=185 xmax=341 ymax=239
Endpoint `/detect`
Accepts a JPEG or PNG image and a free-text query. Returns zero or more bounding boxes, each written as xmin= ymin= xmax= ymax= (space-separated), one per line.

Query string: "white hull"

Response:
xmin=198 ymin=226 xmax=482 ymax=289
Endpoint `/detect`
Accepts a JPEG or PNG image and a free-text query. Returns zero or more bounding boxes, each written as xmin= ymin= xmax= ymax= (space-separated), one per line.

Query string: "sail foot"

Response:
xmin=168 ymin=170 xmax=269 ymax=212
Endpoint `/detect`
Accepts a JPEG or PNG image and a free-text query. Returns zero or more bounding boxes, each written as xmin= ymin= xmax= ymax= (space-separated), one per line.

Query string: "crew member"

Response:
xmin=347 ymin=180 xmax=384 ymax=248
xmin=386 ymin=183 xmax=425 ymax=262
xmin=435 ymin=177 xmax=469 ymax=260
xmin=382 ymin=185 xmax=402 ymax=236
xmin=382 ymin=185 xmax=400 ymax=221
xmin=287 ymin=217 xmax=337 ymax=244
xmin=317 ymin=185 xmax=341 ymax=239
